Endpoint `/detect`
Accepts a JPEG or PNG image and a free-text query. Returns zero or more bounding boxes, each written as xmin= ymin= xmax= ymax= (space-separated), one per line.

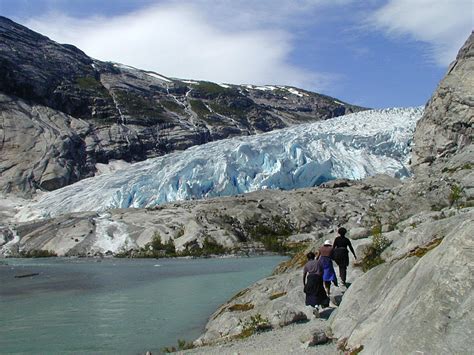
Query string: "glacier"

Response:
xmin=18 ymin=107 xmax=423 ymax=220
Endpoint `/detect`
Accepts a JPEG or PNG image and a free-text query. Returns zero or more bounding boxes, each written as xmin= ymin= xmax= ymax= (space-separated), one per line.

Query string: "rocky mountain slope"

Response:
xmin=0 ymin=16 xmax=364 ymax=196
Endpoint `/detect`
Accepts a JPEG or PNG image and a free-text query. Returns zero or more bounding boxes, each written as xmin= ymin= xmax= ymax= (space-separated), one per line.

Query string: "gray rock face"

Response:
xmin=0 ymin=16 xmax=365 ymax=196
xmin=329 ymin=210 xmax=474 ymax=354
xmin=0 ymin=94 xmax=90 ymax=194
xmin=412 ymin=32 xmax=473 ymax=168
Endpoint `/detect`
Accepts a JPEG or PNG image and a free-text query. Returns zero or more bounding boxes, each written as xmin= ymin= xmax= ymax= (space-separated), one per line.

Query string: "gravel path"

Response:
xmin=178 ymin=318 xmax=338 ymax=355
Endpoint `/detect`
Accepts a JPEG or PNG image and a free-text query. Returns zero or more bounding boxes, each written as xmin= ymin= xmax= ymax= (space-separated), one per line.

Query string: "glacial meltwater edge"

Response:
xmin=0 ymin=256 xmax=286 ymax=354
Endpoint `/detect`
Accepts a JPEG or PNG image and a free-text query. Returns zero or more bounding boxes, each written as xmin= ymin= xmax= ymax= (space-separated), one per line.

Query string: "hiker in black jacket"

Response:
xmin=332 ymin=227 xmax=357 ymax=286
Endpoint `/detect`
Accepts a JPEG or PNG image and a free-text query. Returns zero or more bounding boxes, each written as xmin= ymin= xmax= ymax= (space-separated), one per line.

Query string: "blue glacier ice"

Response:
xmin=20 ymin=107 xmax=423 ymax=220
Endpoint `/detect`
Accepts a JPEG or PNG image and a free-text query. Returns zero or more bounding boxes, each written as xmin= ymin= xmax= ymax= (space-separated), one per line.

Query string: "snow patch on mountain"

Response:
xmin=17 ymin=107 xmax=423 ymax=221
xmin=143 ymin=71 xmax=172 ymax=82
xmin=95 ymin=160 xmax=131 ymax=176
xmin=286 ymin=87 xmax=307 ymax=97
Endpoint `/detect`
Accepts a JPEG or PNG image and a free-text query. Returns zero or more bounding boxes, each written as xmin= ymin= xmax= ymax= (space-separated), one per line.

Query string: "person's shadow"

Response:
xmin=319 ymin=307 xmax=335 ymax=319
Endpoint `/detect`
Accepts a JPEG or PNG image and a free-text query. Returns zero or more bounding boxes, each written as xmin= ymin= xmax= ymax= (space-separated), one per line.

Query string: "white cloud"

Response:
xmin=170 ymin=0 xmax=354 ymax=30
xmin=23 ymin=2 xmax=339 ymax=90
xmin=370 ymin=0 xmax=473 ymax=65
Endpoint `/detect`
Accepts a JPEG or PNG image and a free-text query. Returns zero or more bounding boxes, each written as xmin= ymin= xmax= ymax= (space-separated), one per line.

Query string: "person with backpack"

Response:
xmin=332 ymin=227 xmax=357 ymax=286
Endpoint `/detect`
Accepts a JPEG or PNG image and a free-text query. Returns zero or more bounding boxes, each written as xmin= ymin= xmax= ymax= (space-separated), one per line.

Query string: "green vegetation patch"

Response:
xmin=228 ymin=303 xmax=254 ymax=312
xmin=242 ymin=214 xmax=295 ymax=253
xmin=114 ymin=90 xmax=168 ymax=124
xmin=162 ymin=338 xmax=195 ymax=353
xmin=116 ymin=232 xmax=230 ymax=258
xmin=116 ymin=232 xmax=176 ymax=258
xmin=442 ymin=163 xmax=472 ymax=173
xmin=237 ymin=314 xmax=272 ymax=339
xmin=243 ymin=215 xmax=293 ymax=240
xmin=209 ymin=102 xmax=247 ymax=118
xmin=408 ymin=237 xmax=443 ymax=258
xmin=189 ymin=99 xmax=211 ymax=118
xmin=19 ymin=249 xmax=57 ymax=258
xmin=358 ymin=222 xmax=391 ymax=272
xmin=76 ymin=76 xmax=108 ymax=93
xmin=200 ymin=236 xmax=228 ymax=256
xmin=273 ymin=251 xmax=308 ymax=274
xmin=269 ymin=291 xmax=287 ymax=300
xmin=191 ymin=81 xmax=238 ymax=99
xmin=449 ymin=184 xmax=464 ymax=207
xmin=161 ymin=99 xmax=185 ymax=114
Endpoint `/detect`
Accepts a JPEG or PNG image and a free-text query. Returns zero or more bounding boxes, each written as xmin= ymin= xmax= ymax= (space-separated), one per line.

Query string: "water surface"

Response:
xmin=0 ymin=256 xmax=285 ymax=354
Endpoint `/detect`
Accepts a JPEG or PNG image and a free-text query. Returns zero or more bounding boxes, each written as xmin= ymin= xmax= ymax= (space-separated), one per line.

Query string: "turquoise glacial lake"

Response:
xmin=0 ymin=256 xmax=286 ymax=354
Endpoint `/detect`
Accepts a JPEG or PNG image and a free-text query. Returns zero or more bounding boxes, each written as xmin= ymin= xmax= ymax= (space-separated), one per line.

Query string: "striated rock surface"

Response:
xmin=0 ymin=16 xmax=365 ymax=196
xmin=329 ymin=210 xmax=473 ymax=354
xmin=412 ymin=32 xmax=473 ymax=168
xmin=0 ymin=94 xmax=90 ymax=193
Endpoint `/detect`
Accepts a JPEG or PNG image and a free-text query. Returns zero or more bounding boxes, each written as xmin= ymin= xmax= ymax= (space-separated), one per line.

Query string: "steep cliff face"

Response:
xmin=0 ymin=94 xmax=89 ymax=192
xmin=412 ymin=32 xmax=473 ymax=167
xmin=0 ymin=16 xmax=364 ymax=196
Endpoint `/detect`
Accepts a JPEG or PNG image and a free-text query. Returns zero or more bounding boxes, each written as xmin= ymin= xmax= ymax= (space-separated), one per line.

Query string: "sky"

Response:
xmin=0 ymin=0 xmax=472 ymax=108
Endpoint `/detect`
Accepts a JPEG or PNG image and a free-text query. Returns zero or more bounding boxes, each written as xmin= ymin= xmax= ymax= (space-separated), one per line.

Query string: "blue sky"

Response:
xmin=0 ymin=0 xmax=472 ymax=108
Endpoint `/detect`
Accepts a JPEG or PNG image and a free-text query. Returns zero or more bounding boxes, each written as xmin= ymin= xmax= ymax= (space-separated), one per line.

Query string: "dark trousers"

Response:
xmin=338 ymin=265 xmax=347 ymax=284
